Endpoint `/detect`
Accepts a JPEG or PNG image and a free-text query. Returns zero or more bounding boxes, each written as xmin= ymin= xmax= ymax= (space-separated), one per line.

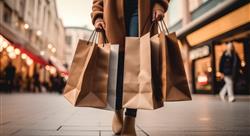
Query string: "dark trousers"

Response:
xmin=115 ymin=2 xmax=138 ymax=117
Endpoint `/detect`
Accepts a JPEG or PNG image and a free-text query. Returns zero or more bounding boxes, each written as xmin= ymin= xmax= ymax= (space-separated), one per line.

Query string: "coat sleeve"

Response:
xmin=153 ymin=0 xmax=170 ymax=12
xmin=219 ymin=54 xmax=225 ymax=73
xmin=91 ymin=0 xmax=104 ymax=25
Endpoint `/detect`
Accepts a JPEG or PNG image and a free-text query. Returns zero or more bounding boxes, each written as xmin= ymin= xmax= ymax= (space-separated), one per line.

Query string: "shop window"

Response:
xmin=3 ymin=4 xmax=12 ymax=24
xmin=194 ymin=56 xmax=212 ymax=93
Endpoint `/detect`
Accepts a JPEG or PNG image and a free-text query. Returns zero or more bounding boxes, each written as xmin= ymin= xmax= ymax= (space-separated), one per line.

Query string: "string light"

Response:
xmin=48 ymin=43 xmax=53 ymax=49
xmin=24 ymin=23 xmax=29 ymax=29
xmin=26 ymin=58 xmax=33 ymax=65
xmin=2 ymin=41 xmax=9 ymax=48
xmin=21 ymin=53 xmax=27 ymax=59
xmin=51 ymin=47 xmax=56 ymax=53
xmin=6 ymin=46 xmax=14 ymax=53
xmin=14 ymin=48 xmax=21 ymax=55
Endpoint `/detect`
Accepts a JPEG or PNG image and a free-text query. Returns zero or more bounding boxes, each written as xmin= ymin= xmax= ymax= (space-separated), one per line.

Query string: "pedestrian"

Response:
xmin=219 ymin=42 xmax=241 ymax=102
xmin=91 ymin=0 xmax=170 ymax=135
xmin=32 ymin=71 xmax=41 ymax=93
xmin=4 ymin=61 xmax=16 ymax=93
xmin=50 ymin=74 xmax=56 ymax=92
xmin=15 ymin=73 xmax=23 ymax=92
xmin=23 ymin=74 xmax=31 ymax=92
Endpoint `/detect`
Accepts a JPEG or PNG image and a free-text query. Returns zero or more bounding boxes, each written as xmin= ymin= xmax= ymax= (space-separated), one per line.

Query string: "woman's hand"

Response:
xmin=152 ymin=10 xmax=165 ymax=21
xmin=94 ymin=18 xmax=105 ymax=31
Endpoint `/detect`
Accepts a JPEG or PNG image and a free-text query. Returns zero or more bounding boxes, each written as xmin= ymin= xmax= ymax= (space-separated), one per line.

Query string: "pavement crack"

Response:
xmin=136 ymin=125 xmax=150 ymax=136
xmin=56 ymin=125 xmax=62 ymax=131
xmin=10 ymin=129 xmax=21 ymax=136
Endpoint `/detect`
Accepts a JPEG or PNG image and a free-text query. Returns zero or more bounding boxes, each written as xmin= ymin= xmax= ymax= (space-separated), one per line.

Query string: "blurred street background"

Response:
xmin=0 ymin=0 xmax=250 ymax=135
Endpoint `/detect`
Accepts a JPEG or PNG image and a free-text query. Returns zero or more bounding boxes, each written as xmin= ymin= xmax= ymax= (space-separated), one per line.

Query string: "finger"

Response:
xmin=156 ymin=13 xmax=164 ymax=21
xmin=95 ymin=24 xmax=103 ymax=31
xmin=101 ymin=22 xmax=105 ymax=29
xmin=96 ymin=27 xmax=103 ymax=32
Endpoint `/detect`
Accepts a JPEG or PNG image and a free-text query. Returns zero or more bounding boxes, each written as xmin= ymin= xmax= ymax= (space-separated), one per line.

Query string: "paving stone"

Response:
xmin=100 ymin=130 xmax=147 ymax=136
xmin=1 ymin=93 xmax=250 ymax=136
xmin=13 ymin=129 xmax=99 ymax=136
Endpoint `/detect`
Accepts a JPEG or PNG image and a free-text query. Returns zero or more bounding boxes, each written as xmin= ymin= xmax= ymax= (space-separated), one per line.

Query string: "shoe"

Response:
xmin=112 ymin=109 xmax=124 ymax=135
xmin=219 ymin=92 xmax=225 ymax=102
xmin=229 ymin=97 xmax=236 ymax=103
xmin=121 ymin=116 xmax=137 ymax=136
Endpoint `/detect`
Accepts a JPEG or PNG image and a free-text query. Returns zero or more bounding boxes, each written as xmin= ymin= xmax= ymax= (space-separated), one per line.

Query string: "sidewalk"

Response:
xmin=0 ymin=93 xmax=250 ymax=136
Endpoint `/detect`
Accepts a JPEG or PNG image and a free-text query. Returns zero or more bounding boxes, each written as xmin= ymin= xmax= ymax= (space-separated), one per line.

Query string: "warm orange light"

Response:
xmin=51 ymin=47 xmax=56 ymax=53
xmin=2 ymin=41 xmax=9 ymax=48
xmin=21 ymin=53 xmax=27 ymax=59
xmin=8 ymin=52 xmax=16 ymax=59
xmin=48 ymin=44 xmax=53 ymax=49
xmin=36 ymin=30 xmax=42 ymax=36
xmin=14 ymin=48 xmax=21 ymax=55
xmin=26 ymin=58 xmax=33 ymax=65
xmin=6 ymin=46 xmax=14 ymax=53
xmin=24 ymin=23 xmax=29 ymax=29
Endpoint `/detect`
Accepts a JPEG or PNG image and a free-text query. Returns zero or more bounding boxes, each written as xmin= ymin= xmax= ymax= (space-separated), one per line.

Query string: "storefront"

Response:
xmin=178 ymin=1 xmax=250 ymax=94
xmin=0 ymin=34 xmax=61 ymax=92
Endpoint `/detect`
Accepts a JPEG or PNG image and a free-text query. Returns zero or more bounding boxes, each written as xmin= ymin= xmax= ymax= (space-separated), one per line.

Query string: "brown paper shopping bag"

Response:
xmin=123 ymin=33 xmax=163 ymax=110
xmin=63 ymin=31 xmax=111 ymax=108
xmin=159 ymin=21 xmax=192 ymax=101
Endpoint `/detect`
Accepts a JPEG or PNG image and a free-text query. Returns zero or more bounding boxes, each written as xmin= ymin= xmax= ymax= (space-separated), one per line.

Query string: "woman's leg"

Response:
xmin=115 ymin=51 xmax=124 ymax=110
xmin=113 ymin=47 xmax=124 ymax=135
xmin=224 ymin=76 xmax=235 ymax=102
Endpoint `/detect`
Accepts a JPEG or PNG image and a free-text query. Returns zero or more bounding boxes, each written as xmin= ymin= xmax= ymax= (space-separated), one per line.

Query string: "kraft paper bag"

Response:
xmin=150 ymin=34 xmax=163 ymax=102
xmin=159 ymin=31 xmax=192 ymax=101
xmin=123 ymin=33 xmax=163 ymax=110
xmin=63 ymin=38 xmax=110 ymax=108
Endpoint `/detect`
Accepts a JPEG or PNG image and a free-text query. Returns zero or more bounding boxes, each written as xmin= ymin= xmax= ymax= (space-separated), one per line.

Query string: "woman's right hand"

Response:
xmin=94 ymin=18 xmax=105 ymax=31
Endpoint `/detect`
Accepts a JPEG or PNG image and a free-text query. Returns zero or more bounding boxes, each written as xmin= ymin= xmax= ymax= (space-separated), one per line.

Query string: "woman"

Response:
xmin=91 ymin=0 xmax=170 ymax=135
xmin=219 ymin=42 xmax=240 ymax=102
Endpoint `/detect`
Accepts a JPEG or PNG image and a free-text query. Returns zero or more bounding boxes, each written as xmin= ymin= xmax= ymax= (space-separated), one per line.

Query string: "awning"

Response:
xmin=13 ymin=44 xmax=48 ymax=66
xmin=49 ymin=56 xmax=68 ymax=75
xmin=0 ymin=34 xmax=49 ymax=66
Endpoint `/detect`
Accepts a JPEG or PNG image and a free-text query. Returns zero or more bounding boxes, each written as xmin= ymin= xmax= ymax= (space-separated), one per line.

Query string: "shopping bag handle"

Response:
xmin=87 ymin=28 xmax=109 ymax=46
xmin=87 ymin=30 xmax=97 ymax=45
xmin=100 ymin=26 xmax=109 ymax=44
xmin=158 ymin=20 xmax=169 ymax=34
xmin=145 ymin=20 xmax=170 ymax=35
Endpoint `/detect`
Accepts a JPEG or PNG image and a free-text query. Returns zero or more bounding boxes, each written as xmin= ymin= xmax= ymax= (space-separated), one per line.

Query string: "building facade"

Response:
xmin=166 ymin=0 xmax=250 ymax=94
xmin=0 ymin=0 xmax=67 ymax=88
xmin=64 ymin=27 xmax=92 ymax=68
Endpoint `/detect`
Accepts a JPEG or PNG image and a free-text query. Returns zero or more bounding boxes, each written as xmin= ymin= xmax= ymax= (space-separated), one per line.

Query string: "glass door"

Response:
xmin=194 ymin=56 xmax=213 ymax=93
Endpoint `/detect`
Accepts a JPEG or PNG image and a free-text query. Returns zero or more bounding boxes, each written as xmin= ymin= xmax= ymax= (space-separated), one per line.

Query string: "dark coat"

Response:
xmin=219 ymin=51 xmax=241 ymax=79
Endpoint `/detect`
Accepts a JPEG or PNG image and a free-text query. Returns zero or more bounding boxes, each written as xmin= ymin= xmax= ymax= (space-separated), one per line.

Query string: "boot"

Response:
xmin=228 ymin=97 xmax=236 ymax=103
xmin=112 ymin=109 xmax=124 ymax=135
xmin=121 ymin=116 xmax=136 ymax=136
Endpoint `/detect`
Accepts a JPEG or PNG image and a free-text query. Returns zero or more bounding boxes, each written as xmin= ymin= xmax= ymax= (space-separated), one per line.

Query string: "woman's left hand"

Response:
xmin=153 ymin=10 xmax=165 ymax=21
